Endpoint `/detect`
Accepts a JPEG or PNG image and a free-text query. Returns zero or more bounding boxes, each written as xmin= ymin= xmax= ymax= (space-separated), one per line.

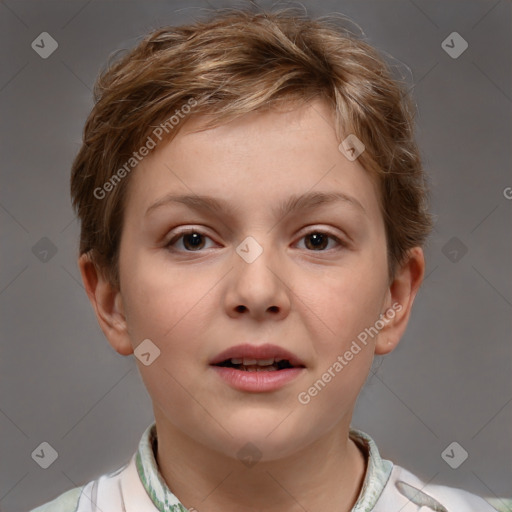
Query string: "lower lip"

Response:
xmin=210 ymin=366 xmax=305 ymax=392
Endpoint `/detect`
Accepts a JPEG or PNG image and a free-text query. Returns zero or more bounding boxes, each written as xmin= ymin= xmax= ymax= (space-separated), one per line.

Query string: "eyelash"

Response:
xmin=165 ymin=228 xmax=347 ymax=253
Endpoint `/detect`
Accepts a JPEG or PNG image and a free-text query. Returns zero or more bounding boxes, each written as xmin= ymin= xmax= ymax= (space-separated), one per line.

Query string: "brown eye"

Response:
xmin=304 ymin=232 xmax=329 ymax=250
xmin=182 ymin=232 xmax=205 ymax=250
xmin=298 ymin=231 xmax=344 ymax=251
xmin=166 ymin=230 xmax=214 ymax=252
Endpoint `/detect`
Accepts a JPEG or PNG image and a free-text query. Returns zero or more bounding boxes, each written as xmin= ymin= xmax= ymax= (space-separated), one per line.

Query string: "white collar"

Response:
xmin=134 ymin=423 xmax=393 ymax=512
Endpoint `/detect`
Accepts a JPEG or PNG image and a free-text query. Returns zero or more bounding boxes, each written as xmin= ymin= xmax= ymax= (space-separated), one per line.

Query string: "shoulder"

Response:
xmin=29 ymin=485 xmax=84 ymax=512
xmin=374 ymin=464 xmax=512 ymax=512
xmin=29 ymin=460 xmax=130 ymax=512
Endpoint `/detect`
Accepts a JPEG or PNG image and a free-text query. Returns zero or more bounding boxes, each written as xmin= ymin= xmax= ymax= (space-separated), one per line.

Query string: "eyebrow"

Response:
xmin=145 ymin=190 xmax=366 ymax=219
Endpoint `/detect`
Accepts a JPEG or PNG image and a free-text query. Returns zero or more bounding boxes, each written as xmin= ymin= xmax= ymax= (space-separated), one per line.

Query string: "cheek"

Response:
xmin=302 ymin=261 xmax=388 ymax=352
xmin=120 ymin=249 xmax=219 ymax=357
xmin=119 ymin=256 xmax=220 ymax=418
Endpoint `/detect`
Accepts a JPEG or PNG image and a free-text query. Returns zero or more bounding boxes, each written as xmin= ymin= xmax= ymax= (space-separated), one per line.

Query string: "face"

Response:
xmin=113 ymin=99 xmax=397 ymax=460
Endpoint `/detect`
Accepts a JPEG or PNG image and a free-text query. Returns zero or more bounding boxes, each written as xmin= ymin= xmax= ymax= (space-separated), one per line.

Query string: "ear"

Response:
xmin=78 ymin=253 xmax=133 ymax=356
xmin=375 ymin=247 xmax=425 ymax=355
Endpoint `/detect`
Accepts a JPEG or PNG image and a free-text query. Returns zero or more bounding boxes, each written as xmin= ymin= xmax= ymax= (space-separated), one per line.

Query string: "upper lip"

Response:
xmin=210 ymin=343 xmax=306 ymax=367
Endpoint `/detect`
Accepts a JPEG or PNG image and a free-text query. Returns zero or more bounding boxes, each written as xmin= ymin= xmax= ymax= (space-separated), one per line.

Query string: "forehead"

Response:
xmin=125 ymin=99 xmax=383 ymax=226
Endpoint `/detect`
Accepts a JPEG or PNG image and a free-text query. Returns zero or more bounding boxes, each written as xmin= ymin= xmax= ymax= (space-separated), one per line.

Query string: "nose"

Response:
xmin=224 ymin=235 xmax=292 ymax=321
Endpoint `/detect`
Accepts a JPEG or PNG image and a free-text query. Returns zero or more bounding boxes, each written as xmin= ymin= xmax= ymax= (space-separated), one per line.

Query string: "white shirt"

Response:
xmin=31 ymin=423 xmax=511 ymax=512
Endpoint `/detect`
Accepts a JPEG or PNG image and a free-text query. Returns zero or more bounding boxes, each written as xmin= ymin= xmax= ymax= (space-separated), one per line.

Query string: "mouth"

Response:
xmin=209 ymin=344 xmax=306 ymax=392
xmin=214 ymin=357 xmax=298 ymax=372
xmin=209 ymin=343 xmax=306 ymax=372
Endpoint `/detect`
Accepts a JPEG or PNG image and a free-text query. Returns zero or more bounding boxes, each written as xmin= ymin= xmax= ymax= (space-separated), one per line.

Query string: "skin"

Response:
xmin=79 ymin=99 xmax=425 ymax=512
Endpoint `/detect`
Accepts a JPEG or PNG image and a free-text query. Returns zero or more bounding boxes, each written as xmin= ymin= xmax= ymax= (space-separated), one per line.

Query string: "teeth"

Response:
xmin=234 ymin=357 xmax=276 ymax=366
xmin=257 ymin=358 xmax=274 ymax=366
xmin=226 ymin=357 xmax=281 ymax=371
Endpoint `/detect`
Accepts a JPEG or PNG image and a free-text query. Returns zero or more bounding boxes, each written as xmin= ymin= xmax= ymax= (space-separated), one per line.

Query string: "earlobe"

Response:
xmin=375 ymin=247 xmax=425 ymax=355
xmin=78 ymin=253 xmax=134 ymax=356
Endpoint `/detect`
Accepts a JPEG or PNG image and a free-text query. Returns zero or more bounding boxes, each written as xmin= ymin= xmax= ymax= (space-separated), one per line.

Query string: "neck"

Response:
xmin=153 ymin=411 xmax=367 ymax=512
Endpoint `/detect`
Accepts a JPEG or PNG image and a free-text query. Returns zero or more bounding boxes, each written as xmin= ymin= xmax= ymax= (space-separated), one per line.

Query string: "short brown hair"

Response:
xmin=70 ymin=5 xmax=433 ymax=288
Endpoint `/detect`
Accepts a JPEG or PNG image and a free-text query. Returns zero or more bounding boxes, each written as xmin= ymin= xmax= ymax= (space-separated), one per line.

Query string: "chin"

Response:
xmin=206 ymin=408 xmax=321 ymax=463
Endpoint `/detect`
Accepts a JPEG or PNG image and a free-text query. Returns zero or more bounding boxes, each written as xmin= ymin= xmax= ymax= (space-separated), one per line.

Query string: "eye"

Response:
xmin=165 ymin=228 xmax=346 ymax=253
xmin=165 ymin=229 xmax=216 ymax=252
xmin=296 ymin=230 xmax=345 ymax=251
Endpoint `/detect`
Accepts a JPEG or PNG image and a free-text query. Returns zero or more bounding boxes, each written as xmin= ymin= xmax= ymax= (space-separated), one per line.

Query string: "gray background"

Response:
xmin=1 ymin=0 xmax=511 ymax=511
